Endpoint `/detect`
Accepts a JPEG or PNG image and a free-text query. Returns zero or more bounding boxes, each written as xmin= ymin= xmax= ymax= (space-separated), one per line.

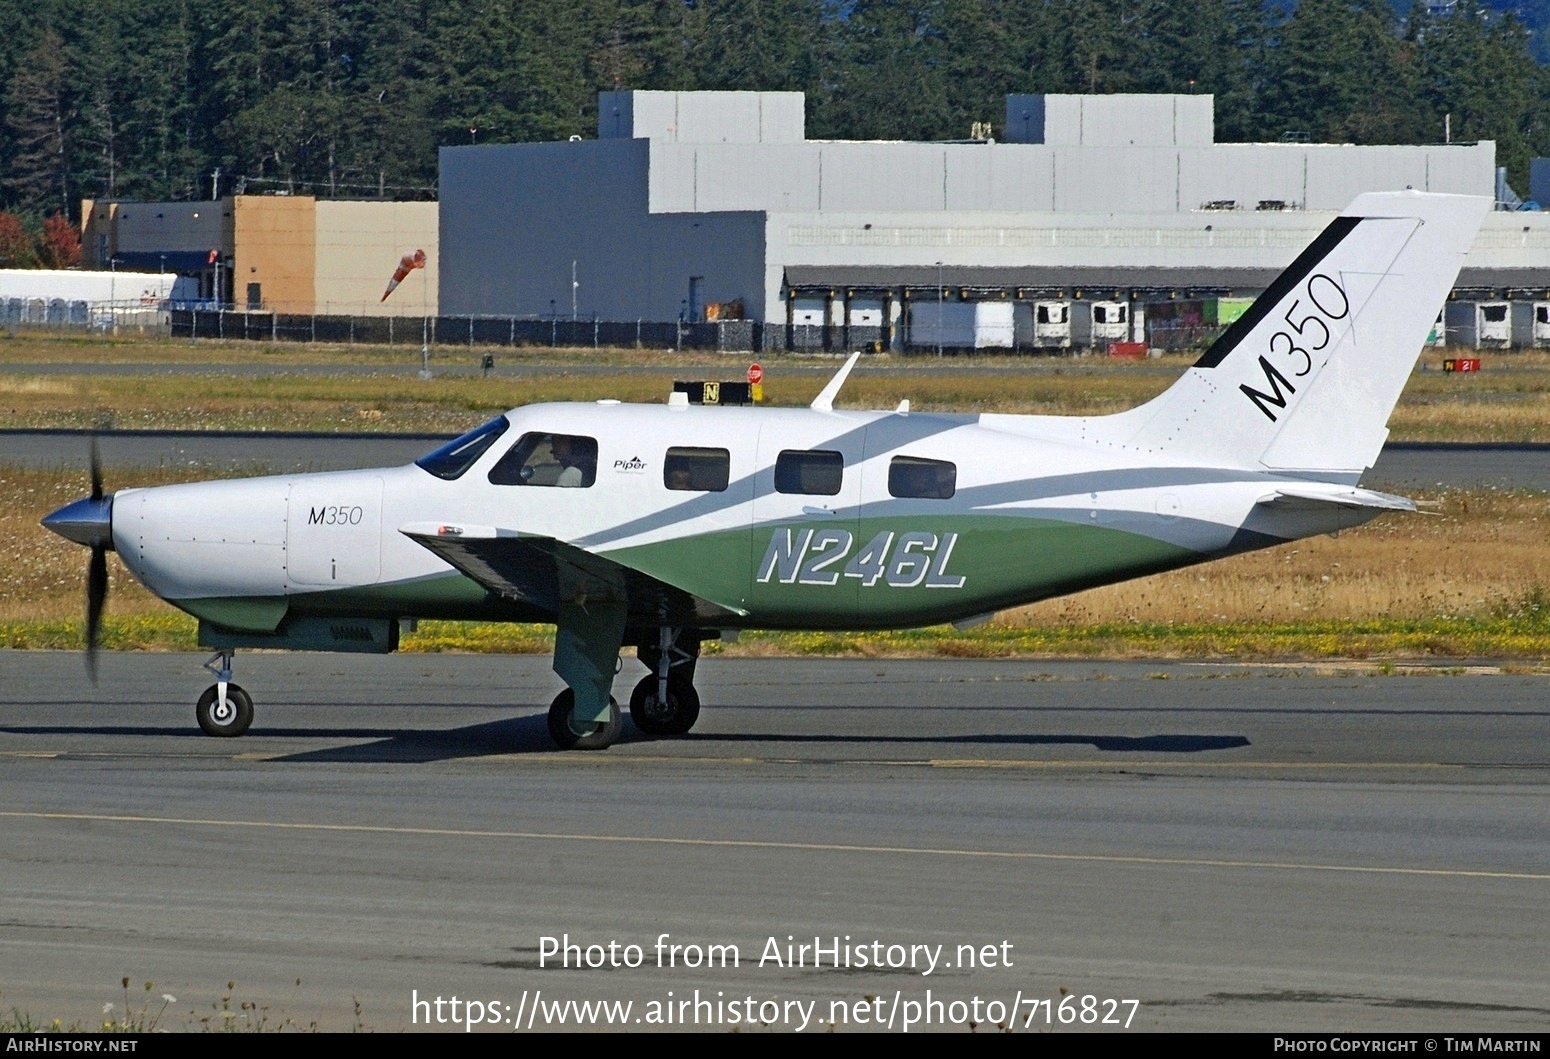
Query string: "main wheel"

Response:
xmin=547 ymin=689 xmax=622 ymax=750
xmin=196 ymin=683 xmax=254 ymax=737
xmin=629 ymin=675 xmax=701 ymax=736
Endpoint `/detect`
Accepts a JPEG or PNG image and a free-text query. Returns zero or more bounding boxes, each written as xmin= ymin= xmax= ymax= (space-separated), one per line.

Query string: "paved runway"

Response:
xmin=5 ymin=429 xmax=1549 ymax=492
xmin=2 ymin=652 xmax=1546 ymax=1033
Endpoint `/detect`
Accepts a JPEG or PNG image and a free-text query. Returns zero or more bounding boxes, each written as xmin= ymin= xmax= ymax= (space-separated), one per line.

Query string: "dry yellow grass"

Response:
xmin=4 ymin=333 xmax=1550 ymax=438
xmin=1009 ymin=490 xmax=1550 ymax=627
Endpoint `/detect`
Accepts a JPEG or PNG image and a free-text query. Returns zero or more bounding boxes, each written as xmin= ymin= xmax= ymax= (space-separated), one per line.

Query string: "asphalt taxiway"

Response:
xmin=2 ymin=652 xmax=1546 ymax=1033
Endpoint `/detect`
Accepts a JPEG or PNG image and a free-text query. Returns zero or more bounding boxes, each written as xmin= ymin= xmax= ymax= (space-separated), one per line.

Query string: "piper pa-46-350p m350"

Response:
xmin=44 ymin=191 xmax=1490 ymax=750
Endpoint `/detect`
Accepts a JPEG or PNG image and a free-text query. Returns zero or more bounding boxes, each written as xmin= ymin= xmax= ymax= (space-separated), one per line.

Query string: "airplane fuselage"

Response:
xmin=113 ymin=401 xmax=1371 ymax=638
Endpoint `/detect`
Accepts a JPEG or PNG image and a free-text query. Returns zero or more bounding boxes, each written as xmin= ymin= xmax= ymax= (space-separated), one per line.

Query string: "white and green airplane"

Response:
xmin=44 ymin=190 xmax=1489 ymax=750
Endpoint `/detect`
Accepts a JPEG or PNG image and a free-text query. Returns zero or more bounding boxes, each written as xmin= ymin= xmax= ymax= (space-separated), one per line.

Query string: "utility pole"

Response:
xmin=936 ymin=261 xmax=944 ymax=358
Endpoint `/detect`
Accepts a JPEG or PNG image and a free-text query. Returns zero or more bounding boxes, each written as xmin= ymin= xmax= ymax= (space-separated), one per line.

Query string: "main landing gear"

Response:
xmin=184 ymin=628 xmax=708 ymax=751
xmin=547 ymin=689 xmax=622 ymax=750
xmin=629 ymin=625 xmax=702 ymax=737
xmin=545 ymin=623 xmax=706 ymax=751
xmin=196 ymin=649 xmax=253 ymax=737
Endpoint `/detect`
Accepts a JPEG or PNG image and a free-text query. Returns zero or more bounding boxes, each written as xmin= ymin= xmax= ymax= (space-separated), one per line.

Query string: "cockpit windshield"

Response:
xmin=414 ymin=416 xmax=510 ymax=480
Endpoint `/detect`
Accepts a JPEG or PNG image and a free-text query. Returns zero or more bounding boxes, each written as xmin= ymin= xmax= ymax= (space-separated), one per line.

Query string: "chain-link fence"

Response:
xmin=1 ymin=297 xmax=170 ymax=335
xmin=170 ymin=310 xmax=763 ymax=352
xmin=1145 ymin=321 xmax=1228 ymax=353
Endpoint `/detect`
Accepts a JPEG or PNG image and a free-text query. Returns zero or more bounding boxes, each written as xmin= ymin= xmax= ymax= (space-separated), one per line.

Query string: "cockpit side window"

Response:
xmin=415 ymin=417 xmax=509 ymax=480
xmin=488 ymin=432 xmax=598 ymax=487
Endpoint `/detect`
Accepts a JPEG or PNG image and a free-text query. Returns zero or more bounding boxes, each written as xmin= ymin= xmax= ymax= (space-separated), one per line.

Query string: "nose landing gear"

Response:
xmin=196 ymin=649 xmax=253 ymax=737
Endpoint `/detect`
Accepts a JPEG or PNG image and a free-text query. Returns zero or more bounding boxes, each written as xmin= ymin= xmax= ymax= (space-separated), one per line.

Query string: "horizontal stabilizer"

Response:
xmin=1255 ymin=486 xmax=1416 ymax=512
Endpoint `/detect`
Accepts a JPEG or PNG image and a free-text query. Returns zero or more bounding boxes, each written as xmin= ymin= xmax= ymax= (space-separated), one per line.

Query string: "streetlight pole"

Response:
xmin=936 ymin=261 xmax=943 ymax=358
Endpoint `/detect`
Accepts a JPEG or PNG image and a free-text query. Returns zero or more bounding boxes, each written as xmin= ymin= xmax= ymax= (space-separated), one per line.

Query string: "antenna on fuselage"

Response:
xmin=810 ymin=351 xmax=862 ymax=412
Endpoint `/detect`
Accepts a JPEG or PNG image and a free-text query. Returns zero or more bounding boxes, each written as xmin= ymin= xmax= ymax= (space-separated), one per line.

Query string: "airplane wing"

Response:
xmin=399 ymin=522 xmax=748 ymax=625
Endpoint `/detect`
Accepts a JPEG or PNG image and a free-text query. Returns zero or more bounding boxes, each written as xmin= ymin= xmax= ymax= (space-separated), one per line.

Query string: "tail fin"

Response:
xmin=1098 ymin=191 xmax=1490 ymax=479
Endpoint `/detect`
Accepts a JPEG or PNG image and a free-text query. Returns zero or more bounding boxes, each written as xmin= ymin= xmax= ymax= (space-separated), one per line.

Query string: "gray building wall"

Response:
xmin=599 ymin=89 xmax=804 ymax=144
xmin=640 ymin=139 xmax=1492 ymax=217
xmin=439 ymin=139 xmax=766 ymax=321
xmin=439 ymin=90 xmax=1517 ymax=330
xmin=1005 ymin=93 xmax=1214 ymax=146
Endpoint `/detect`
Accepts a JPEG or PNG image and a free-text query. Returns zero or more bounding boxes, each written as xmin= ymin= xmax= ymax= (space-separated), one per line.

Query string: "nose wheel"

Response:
xmin=195 ymin=649 xmax=253 ymax=737
xmin=196 ymin=683 xmax=254 ymax=737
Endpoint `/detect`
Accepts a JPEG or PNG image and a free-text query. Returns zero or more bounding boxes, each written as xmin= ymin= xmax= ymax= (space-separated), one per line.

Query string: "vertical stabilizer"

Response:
xmin=1097 ymin=191 xmax=1490 ymax=478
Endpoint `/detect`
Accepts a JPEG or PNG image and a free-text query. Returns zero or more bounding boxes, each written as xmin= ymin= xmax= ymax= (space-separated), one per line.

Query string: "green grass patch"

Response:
xmin=9 ymin=612 xmax=1550 ymax=660
xmin=727 ymin=617 xmax=1550 ymax=660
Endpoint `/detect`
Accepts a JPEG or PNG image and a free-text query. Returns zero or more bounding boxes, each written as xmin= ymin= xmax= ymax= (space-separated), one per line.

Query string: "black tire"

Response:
xmin=629 ymin=675 xmax=701 ymax=736
xmin=547 ymin=689 xmax=622 ymax=750
xmin=196 ymin=683 xmax=254 ymax=737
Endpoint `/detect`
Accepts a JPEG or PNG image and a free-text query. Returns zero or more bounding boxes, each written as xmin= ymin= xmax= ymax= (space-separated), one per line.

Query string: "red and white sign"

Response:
xmin=748 ymin=363 xmax=763 ymax=385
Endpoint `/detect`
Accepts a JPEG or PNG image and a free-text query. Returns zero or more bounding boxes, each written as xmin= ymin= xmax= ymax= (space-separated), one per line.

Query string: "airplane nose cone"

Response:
xmin=42 ymin=494 xmax=115 ymax=549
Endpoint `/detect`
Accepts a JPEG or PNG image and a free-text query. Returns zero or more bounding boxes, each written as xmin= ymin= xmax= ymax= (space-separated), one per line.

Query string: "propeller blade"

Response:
xmin=86 ymin=545 xmax=108 ymax=684
xmin=89 ymin=434 xmax=103 ymax=503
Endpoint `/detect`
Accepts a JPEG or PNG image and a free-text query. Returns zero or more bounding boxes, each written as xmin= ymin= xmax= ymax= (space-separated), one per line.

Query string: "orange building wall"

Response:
xmin=232 ymin=197 xmax=317 ymax=312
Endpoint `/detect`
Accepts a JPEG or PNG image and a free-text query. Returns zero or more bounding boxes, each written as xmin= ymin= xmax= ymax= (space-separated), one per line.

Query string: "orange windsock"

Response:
xmin=381 ymin=248 xmax=427 ymax=301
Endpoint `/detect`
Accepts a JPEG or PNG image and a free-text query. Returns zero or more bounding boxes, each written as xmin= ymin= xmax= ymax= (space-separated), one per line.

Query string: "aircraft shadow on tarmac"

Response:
xmin=271 ymin=723 xmax=1252 ymax=762
xmin=1 ymin=714 xmax=1250 ymax=762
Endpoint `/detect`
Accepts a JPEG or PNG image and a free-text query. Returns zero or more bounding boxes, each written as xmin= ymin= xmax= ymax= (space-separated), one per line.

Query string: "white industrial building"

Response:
xmin=439 ymin=90 xmax=1550 ymax=352
xmin=0 ymin=268 xmax=175 ymax=330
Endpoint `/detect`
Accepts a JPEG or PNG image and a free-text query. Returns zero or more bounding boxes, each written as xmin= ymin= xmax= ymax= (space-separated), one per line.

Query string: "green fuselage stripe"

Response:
xmin=177 ymin=515 xmax=1206 ymax=634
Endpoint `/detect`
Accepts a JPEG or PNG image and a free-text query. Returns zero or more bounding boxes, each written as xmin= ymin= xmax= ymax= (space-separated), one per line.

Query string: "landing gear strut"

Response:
xmin=629 ymin=626 xmax=702 ymax=737
xmin=549 ymin=598 xmax=628 ymax=751
xmin=196 ymin=649 xmax=253 ymax=737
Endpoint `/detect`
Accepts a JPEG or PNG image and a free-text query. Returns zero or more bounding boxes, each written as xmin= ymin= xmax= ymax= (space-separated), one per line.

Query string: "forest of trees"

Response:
xmin=0 ymin=0 xmax=1548 ymax=236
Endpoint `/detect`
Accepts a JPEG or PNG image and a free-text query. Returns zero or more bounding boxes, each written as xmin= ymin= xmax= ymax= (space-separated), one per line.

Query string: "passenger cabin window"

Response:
xmin=415 ymin=416 xmax=509 ymax=480
xmin=889 ymin=456 xmax=956 ymax=499
xmin=488 ymin=432 xmax=598 ymax=487
xmin=664 ymin=447 xmax=730 ymax=492
xmin=774 ymin=450 xmax=843 ymax=496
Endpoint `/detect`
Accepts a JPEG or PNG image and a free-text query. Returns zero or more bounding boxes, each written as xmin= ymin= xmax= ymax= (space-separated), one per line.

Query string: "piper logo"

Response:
xmin=613 ymin=456 xmax=648 ymax=473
